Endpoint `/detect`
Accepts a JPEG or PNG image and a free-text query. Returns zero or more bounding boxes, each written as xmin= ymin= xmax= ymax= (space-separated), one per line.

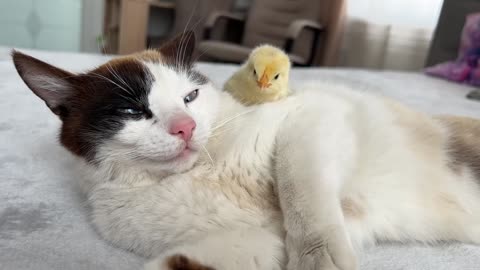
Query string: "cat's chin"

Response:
xmin=139 ymin=149 xmax=200 ymax=175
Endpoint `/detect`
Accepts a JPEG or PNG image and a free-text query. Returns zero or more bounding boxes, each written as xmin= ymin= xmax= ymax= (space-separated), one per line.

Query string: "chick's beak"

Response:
xmin=256 ymin=73 xmax=272 ymax=89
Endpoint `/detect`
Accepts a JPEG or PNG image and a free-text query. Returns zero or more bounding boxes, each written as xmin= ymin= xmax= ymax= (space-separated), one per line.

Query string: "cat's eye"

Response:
xmin=184 ymin=89 xmax=199 ymax=104
xmin=117 ymin=107 xmax=143 ymax=115
xmin=274 ymin=74 xmax=280 ymax=80
xmin=253 ymin=69 xmax=256 ymax=76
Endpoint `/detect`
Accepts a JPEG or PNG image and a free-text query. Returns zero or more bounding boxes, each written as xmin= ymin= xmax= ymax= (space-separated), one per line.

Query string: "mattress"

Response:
xmin=1 ymin=48 xmax=480 ymax=270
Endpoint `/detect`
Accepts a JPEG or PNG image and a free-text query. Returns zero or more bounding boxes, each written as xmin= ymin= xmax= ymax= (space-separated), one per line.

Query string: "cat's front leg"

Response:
xmin=145 ymin=227 xmax=286 ymax=270
xmin=283 ymin=220 xmax=357 ymax=270
xmin=277 ymin=182 xmax=357 ymax=270
xmin=275 ymin=122 xmax=358 ymax=270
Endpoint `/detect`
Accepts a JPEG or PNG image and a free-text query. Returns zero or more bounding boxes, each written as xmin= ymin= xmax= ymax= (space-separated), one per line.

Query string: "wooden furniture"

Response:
xmin=198 ymin=0 xmax=346 ymax=66
xmin=103 ymin=0 xmax=175 ymax=54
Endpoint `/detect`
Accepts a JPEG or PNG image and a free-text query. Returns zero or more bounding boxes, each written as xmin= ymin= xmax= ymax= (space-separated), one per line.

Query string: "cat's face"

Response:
xmin=13 ymin=32 xmax=219 ymax=174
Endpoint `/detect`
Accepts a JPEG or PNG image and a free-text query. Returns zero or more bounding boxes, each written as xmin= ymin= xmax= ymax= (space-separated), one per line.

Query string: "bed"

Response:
xmin=1 ymin=48 xmax=480 ymax=270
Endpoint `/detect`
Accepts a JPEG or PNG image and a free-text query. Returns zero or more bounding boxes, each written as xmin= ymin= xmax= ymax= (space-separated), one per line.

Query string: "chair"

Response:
xmin=198 ymin=0 xmax=346 ymax=66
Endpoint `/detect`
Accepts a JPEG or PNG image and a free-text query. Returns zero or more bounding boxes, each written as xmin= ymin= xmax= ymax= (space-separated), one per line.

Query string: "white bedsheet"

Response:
xmin=1 ymin=48 xmax=479 ymax=270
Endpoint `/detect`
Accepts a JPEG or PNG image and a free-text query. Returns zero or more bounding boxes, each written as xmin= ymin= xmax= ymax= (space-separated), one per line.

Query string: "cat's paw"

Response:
xmin=285 ymin=229 xmax=358 ymax=270
xmin=145 ymin=254 xmax=216 ymax=270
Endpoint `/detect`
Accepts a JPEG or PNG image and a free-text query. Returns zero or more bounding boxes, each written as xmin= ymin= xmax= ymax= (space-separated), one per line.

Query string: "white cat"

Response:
xmin=13 ymin=32 xmax=480 ymax=270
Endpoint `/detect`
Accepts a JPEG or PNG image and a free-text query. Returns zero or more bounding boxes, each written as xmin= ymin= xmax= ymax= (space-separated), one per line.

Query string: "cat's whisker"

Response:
xmin=179 ymin=1 xmax=195 ymax=70
xmin=194 ymin=46 xmax=211 ymax=63
xmin=193 ymin=25 xmax=215 ymax=63
xmin=88 ymin=72 xmax=131 ymax=95
xmin=79 ymin=73 xmax=140 ymax=105
xmin=106 ymin=64 xmax=136 ymax=94
xmin=176 ymin=0 xmax=203 ymax=71
xmin=188 ymin=16 xmax=209 ymax=63
xmin=201 ymin=145 xmax=215 ymax=166
xmin=208 ymin=125 xmax=239 ymax=138
xmin=211 ymin=109 xmax=256 ymax=132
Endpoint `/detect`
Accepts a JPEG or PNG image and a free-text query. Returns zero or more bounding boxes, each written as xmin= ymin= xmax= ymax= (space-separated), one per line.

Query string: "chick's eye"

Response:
xmin=253 ymin=69 xmax=256 ymax=76
xmin=184 ymin=89 xmax=199 ymax=104
xmin=117 ymin=108 xmax=143 ymax=115
xmin=274 ymin=74 xmax=279 ymax=80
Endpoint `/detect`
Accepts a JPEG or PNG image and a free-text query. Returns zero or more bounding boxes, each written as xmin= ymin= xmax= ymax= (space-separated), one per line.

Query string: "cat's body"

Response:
xmin=89 ymin=85 xmax=480 ymax=270
xmin=13 ymin=33 xmax=480 ymax=270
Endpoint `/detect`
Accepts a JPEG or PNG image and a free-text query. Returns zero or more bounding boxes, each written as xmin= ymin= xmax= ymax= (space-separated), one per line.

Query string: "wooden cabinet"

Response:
xmin=103 ymin=0 xmax=174 ymax=54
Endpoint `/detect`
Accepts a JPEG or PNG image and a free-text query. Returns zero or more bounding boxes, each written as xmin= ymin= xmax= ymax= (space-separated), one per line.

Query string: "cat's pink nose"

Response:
xmin=169 ymin=117 xmax=196 ymax=142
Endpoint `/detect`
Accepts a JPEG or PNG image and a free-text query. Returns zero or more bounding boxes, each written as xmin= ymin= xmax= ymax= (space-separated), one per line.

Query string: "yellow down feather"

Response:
xmin=224 ymin=45 xmax=291 ymax=105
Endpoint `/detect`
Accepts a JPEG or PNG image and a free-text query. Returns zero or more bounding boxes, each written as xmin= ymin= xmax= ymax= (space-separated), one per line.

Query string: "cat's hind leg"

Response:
xmin=341 ymin=172 xmax=480 ymax=247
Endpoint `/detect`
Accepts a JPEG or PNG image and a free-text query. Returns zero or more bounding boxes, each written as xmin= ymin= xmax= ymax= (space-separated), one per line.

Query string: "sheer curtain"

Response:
xmin=340 ymin=0 xmax=444 ymax=70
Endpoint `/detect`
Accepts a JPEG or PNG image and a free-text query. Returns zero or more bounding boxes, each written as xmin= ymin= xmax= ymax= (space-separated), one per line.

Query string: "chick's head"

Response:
xmin=247 ymin=45 xmax=290 ymax=94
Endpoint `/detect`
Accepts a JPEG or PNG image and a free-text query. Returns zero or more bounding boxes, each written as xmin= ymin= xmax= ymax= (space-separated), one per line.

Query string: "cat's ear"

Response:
xmin=158 ymin=31 xmax=196 ymax=68
xmin=12 ymin=51 xmax=74 ymax=116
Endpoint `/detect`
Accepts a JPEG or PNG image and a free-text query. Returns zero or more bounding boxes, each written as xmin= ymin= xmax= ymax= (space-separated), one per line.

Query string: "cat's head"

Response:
xmin=13 ymin=31 xmax=219 ymax=174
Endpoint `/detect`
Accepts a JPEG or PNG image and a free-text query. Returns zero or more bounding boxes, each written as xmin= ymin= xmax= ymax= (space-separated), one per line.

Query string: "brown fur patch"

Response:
xmin=436 ymin=115 xmax=480 ymax=180
xmin=166 ymin=254 xmax=216 ymax=270
xmin=133 ymin=50 xmax=163 ymax=63
xmin=438 ymin=192 xmax=466 ymax=213
xmin=387 ymin=99 xmax=445 ymax=159
xmin=341 ymin=197 xmax=365 ymax=219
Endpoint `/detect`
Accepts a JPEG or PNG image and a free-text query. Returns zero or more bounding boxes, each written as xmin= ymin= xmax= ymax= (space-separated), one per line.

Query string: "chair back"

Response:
xmin=242 ymin=0 xmax=345 ymax=66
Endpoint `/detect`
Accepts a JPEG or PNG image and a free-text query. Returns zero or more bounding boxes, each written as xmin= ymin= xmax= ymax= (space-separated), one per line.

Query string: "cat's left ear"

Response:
xmin=158 ymin=31 xmax=196 ymax=68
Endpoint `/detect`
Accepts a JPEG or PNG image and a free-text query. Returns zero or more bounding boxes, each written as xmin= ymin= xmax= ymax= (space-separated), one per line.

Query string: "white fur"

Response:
xmin=30 ymin=75 xmax=68 ymax=91
xmin=79 ymin=63 xmax=480 ymax=270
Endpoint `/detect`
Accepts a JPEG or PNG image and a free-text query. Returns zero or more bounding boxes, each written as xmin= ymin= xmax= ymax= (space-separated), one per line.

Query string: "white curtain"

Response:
xmin=340 ymin=0 xmax=444 ymax=70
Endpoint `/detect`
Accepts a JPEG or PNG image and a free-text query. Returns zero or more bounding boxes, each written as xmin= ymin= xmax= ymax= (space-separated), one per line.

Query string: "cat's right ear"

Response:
xmin=158 ymin=31 xmax=196 ymax=68
xmin=12 ymin=51 xmax=74 ymax=117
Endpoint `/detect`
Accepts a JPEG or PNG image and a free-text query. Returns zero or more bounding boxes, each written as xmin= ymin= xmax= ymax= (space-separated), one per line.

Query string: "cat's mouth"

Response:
xmin=173 ymin=148 xmax=193 ymax=160
xmin=158 ymin=144 xmax=197 ymax=163
xmin=141 ymin=149 xmax=195 ymax=164
xmin=135 ymin=140 xmax=200 ymax=165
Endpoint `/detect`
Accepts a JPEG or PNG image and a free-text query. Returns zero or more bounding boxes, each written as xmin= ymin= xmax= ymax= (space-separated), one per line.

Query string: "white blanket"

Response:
xmin=1 ymin=48 xmax=479 ymax=270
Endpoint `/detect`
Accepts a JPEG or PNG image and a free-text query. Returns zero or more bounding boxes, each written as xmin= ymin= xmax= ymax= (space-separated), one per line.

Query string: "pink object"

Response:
xmin=169 ymin=116 xmax=196 ymax=142
xmin=425 ymin=12 xmax=480 ymax=86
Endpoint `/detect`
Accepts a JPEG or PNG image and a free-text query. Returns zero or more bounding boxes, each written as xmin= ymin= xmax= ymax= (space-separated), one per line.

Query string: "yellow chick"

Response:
xmin=224 ymin=45 xmax=291 ymax=105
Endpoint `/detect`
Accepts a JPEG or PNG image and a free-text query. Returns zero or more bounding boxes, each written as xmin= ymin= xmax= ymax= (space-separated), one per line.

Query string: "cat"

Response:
xmin=12 ymin=31 xmax=480 ymax=270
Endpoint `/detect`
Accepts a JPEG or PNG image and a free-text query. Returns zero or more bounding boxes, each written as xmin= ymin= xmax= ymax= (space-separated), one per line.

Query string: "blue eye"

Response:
xmin=184 ymin=89 xmax=199 ymax=104
xmin=117 ymin=108 xmax=143 ymax=115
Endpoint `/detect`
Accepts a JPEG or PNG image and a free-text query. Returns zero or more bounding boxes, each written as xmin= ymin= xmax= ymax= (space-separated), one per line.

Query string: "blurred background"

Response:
xmin=0 ymin=0 xmax=477 ymax=70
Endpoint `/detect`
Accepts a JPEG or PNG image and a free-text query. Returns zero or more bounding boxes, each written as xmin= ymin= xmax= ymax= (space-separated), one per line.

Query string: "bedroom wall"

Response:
xmin=0 ymin=0 xmax=82 ymax=52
